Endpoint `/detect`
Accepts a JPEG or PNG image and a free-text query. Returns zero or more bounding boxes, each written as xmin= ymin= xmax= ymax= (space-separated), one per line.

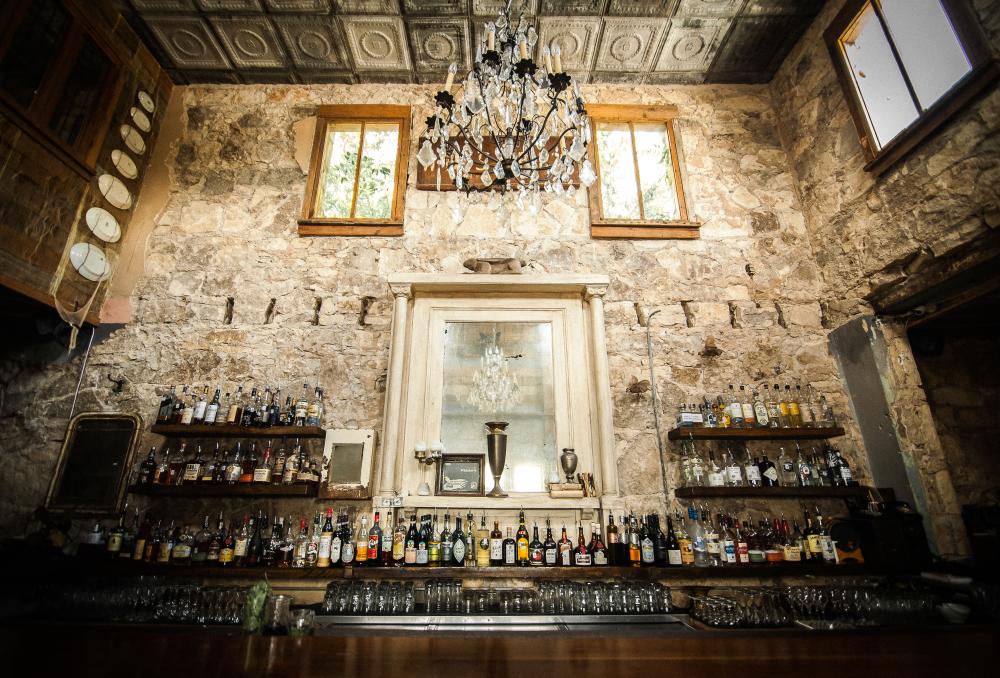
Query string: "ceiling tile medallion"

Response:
xmin=539 ymin=0 xmax=606 ymax=14
xmin=595 ymin=17 xmax=667 ymax=71
xmin=263 ymin=0 xmax=331 ymax=11
xmin=402 ymin=0 xmax=469 ymax=15
xmin=331 ymin=0 xmax=398 ymax=13
xmin=129 ymin=0 xmax=195 ymax=10
xmin=536 ymin=17 xmax=601 ymax=71
xmin=654 ymin=17 xmax=729 ymax=71
xmin=472 ymin=0 xmax=538 ymax=15
xmin=676 ymin=0 xmax=742 ymax=16
xmin=606 ymin=0 xmax=678 ymax=16
xmin=341 ymin=16 xmax=412 ymax=71
xmin=209 ymin=16 xmax=287 ymax=69
xmin=407 ymin=18 xmax=470 ymax=72
xmin=146 ymin=16 xmax=231 ymax=69
xmin=194 ymin=0 xmax=263 ymax=10
xmin=273 ymin=16 xmax=346 ymax=68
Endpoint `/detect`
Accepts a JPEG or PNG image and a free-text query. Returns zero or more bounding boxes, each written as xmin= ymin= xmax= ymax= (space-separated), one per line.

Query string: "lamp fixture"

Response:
xmin=416 ymin=0 xmax=597 ymax=196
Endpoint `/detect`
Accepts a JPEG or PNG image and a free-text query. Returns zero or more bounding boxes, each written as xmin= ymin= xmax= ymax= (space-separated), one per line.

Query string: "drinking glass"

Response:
xmin=263 ymin=595 xmax=292 ymax=635
xmin=289 ymin=609 xmax=315 ymax=636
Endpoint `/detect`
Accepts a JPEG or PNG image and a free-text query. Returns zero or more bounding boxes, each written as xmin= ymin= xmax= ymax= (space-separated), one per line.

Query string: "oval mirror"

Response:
xmin=110 ymin=149 xmax=138 ymax=180
xmin=137 ymin=90 xmax=155 ymax=114
xmin=119 ymin=124 xmax=145 ymax=155
xmin=85 ymin=207 xmax=121 ymax=243
xmin=130 ymin=106 xmax=151 ymax=133
xmin=98 ymin=174 xmax=133 ymax=211
xmin=69 ymin=242 xmax=112 ymax=282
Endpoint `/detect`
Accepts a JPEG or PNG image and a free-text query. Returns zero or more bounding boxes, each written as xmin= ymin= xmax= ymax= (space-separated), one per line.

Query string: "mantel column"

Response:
xmin=585 ymin=284 xmax=618 ymax=496
xmin=378 ymin=282 xmax=412 ymax=496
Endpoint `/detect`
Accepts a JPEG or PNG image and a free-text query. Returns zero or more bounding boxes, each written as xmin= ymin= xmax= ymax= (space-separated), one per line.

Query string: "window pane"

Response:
xmin=840 ymin=3 xmax=919 ymax=149
xmin=0 ymin=0 xmax=71 ymax=109
xmin=880 ymin=0 xmax=971 ymax=109
xmin=354 ymin=122 xmax=399 ymax=219
xmin=596 ymin=122 xmax=640 ymax=220
xmin=48 ymin=36 xmax=112 ymax=148
xmin=315 ymin=122 xmax=361 ymax=219
xmin=633 ymin=123 xmax=681 ymax=221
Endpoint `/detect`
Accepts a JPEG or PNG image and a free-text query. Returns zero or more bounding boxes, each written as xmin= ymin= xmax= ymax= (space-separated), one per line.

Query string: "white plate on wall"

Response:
xmin=98 ymin=173 xmax=133 ymax=211
xmin=69 ymin=242 xmax=112 ymax=282
xmin=85 ymin=207 xmax=121 ymax=243
xmin=130 ymin=106 xmax=151 ymax=132
xmin=120 ymin=124 xmax=146 ymax=155
xmin=111 ymin=149 xmax=138 ymax=180
xmin=137 ymin=90 xmax=155 ymax=114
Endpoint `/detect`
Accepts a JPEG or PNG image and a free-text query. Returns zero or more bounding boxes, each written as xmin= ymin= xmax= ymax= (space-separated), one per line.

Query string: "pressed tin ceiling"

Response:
xmin=117 ymin=0 xmax=824 ymax=86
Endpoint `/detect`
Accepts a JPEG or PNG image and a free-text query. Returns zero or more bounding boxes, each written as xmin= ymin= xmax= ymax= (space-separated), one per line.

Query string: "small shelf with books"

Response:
xmin=150 ymin=424 xmax=326 ymax=439
xmin=667 ymin=426 xmax=845 ymax=441
xmin=127 ymin=483 xmax=319 ymax=498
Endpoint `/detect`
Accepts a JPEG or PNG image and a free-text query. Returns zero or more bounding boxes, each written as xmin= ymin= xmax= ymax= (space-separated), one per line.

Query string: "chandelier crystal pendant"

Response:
xmin=417 ymin=0 xmax=597 ymax=195
xmin=468 ymin=329 xmax=522 ymax=416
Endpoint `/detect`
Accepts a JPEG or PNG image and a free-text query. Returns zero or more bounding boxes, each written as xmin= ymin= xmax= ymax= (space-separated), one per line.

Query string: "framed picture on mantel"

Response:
xmin=436 ymin=455 xmax=484 ymax=497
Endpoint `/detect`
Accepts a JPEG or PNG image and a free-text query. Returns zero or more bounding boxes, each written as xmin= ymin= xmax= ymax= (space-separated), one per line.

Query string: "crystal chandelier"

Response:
xmin=416 ymin=0 xmax=597 ymax=195
xmin=468 ymin=329 xmax=521 ymax=415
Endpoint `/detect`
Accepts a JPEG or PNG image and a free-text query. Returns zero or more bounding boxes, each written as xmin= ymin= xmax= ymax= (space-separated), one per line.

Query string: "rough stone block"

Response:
xmin=683 ymin=301 xmax=730 ymax=327
xmin=779 ymin=301 xmax=823 ymax=327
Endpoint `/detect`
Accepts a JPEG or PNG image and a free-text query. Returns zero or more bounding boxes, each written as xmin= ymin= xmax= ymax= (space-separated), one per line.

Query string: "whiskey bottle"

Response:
xmin=294 ymin=383 xmax=309 ymax=426
xmin=254 ymin=441 xmax=273 ymax=483
xmin=338 ymin=512 xmax=354 ymax=565
xmin=404 ymin=514 xmax=418 ymax=565
xmin=137 ymin=447 xmax=157 ymax=486
xmin=191 ymin=515 xmax=212 ymax=564
xmin=225 ymin=443 xmax=242 ymax=484
xmin=739 ymin=385 xmax=756 ymax=427
xmin=490 ymin=520 xmax=504 ymax=566
xmin=317 ymin=509 xmax=334 ymax=567
xmin=428 ymin=513 xmax=441 ymax=567
xmin=144 ymin=520 xmax=161 ymax=562
xmin=476 ymin=515 xmax=491 ymax=567
xmin=605 ymin=513 xmax=620 ymax=565
xmin=590 ymin=523 xmax=608 ymax=566
xmin=191 ymin=386 xmax=208 ymax=424
xmin=542 ymin=519 xmax=557 ymax=566
xmin=233 ymin=516 xmax=251 ymax=566
xmin=628 ymin=515 xmax=642 ymax=567
xmin=240 ymin=388 xmax=258 ymax=427
xmin=238 ymin=443 xmax=257 ymax=483
xmin=206 ymin=511 xmax=224 ymax=563
xmin=179 ymin=388 xmax=195 ymax=425
xmin=676 ymin=513 xmax=694 ymax=566
xmin=120 ymin=508 xmax=140 ymax=560
xmin=171 ymin=524 xmax=192 ymax=565
xmin=227 ymin=385 xmax=244 ymax=425
xmin=557 ymin=525 xmax=572 ymax=566
xmin=157 ymin=386 xmax=176 ymax=423
xmin=158 ymin=522 xmax=176 ymax=563
xmin=268 ymin=389 xmax=282 ymax=426
xmin=573 ymin=525 xmax=591 ymax=566
xmin=204 ymin=388 xmax=221 ymax=426
xmin=183 ymin=445 xmax=203 ymax=484
xmin=440 ymin=513 xmax=452 ymax=565
xmin=106 ymin=505 xmax=126 ymax=559
xmin=515 ymin=510 xmax=530 ymax=566
xmin=270 ymin=446 xmax=286 ymax=484
xmin=219 ymin=522 xmax=235 ymax=566
xmin=154 ymin=448 xmax=171 ymax=485
xmin=258 ymin=388 xmax=273 ymax=429
xmin=503 ymin=526 xmax=517 ymax=566
xmin=200 ymin=443 xmax=220 ymax=483
xmin=213 ymin=392 xmax=230 ymax=424
xmin=306 ymin=386 xmax=323 ymax=426
xmin=450 ymin=516 xmax=466 ymax=566
xmin=665 ymin=516 xmax=682 ymax=566
xmin=529 ymin=523 xmax=544 ymax=566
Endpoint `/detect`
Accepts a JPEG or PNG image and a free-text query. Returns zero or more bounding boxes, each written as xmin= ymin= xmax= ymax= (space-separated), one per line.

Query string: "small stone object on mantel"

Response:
xmin=462 ymin=257 xmax=527 ymax=274
xmin=549 ymin=482 xmax=584 ymax=499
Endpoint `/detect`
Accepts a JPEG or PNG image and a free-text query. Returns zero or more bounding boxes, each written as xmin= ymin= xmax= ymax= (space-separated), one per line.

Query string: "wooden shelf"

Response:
xmin=675 ymin=485 xmax=872 ymax=499
xmin=127 ymin=483 xmax=319 ymax=498
xmin=667 ymin=426 xmax=845 ymax=441
xmin=150 ymin=424 xmax=326 ymax=439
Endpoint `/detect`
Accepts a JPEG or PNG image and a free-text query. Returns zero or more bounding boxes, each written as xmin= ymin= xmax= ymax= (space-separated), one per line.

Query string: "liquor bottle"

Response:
xmin=281 ymin=444 xmax=299 ymax=484
xmin=776 ymin=384 xmax=790 ymax=427
xmin=317 ymin=509 xmax=334 ymax=567
xmin=294 ymin=383 xmax=310 ymax=426
xmin=764 ymin=385 xmax=781 ymax=428
xmin=380 ymin=514 xmax=393 ymax=566
xmin=427 ymin=510 xmax=441 ymax=567
xmin=764 ymin=518 xmax=784 ymax=564
xmin=557 ymin=525 xmax=572 ymax=566
xmin=262 ymin=517 xmax=281 ymax=567
xmin=796 ymin=444 xmax=815 ymax=487
xmin=168 ymin=386 xmax=185 ymax=423
xmin=744 ymin=450 xmax=762 ymax=487
xmin=367 ymin=511 xmax=382 ymax=564
xmin=258 ymin=388 xmax=273 ymax=429
xmin=339 ymin=512 xmax=354 ymax=565
xmin=206 ymin=511 xmax=224 ymax=563
xmin=159 ymin=522 xmax=176 ymax=563
xmin=306 ymin=386 xmax=323 ymax=427
xmin=502 ymin=526 xmax=517 ymax=566
xmin=238 ymin=443 xmax=257 ymax=483
xmin=665 ymin=516 xmax=682 ymax=566
xmin=154 ymin=448 xmax=172 ymax=485
xmin=305 ymin=513 xmax=320 ymax=567
xmin=727 ymin=385 xmax=744 ymax=428
xmin=573 ymin=525 xmax=591 ymax=566
xmin=439 ymin=513 xmax=452 ymax=566
xmin=144 ymin=519 xmax=162 ymax=562
xmin=137 ymin=447 xmax=157 ymax=486
xmin=414 ymin=514 xmax=429 ymax=566
xmin=787 ymin=520 xmax=804 ymax=563
xmin=528 ymin=522 xmax=544 ymax=566
xmin=247 ymin=512 xmax=266 ymax=567
xmin=191 ymin=515 xmax=212 ymax=564
xmin=266 ymin=389 xmax=281 ymax=426
xmin=200 ymin=443 xmax=220 ymax=483
xmin=182 ymin=445 xmax=203 ymax=484
xmin=269 ymin=445 xmax=286 ymax=485
xmin=717 ymin=395 xmax=731 ymax=428
xmin=157 ymin=386 xmax=176 ymax=423
xmin=404 ymin=514 xmax=418 ymax=565
xmin=739 ymin=385 xmax=756 ymax=428
xmin=676 ymin=513 xmax=694 ymax=566
xmin=703 ymin=510 xmax=721 ymax=566
xmin=786 ymin=385 xmax=802 ymax=427
xmin=745 ymin=517 xmax=764 ymax=564
xmin=465 ymin=511 xmax=475 ymax=567
xmin=291 ymin=520 xmax=308 ymax=568
xmin=179 ymin=389 xmax=195 ymax=425
xmin=639 ymin=517 xmax=655 ymax=565
xmin=106 ymin=505 xmax=126 ymax=559
xmin=233 ymin=515 xmax=251 ymax=566
xmin=719 ymin=514 xmax=737 ymax=566
xmin=777 ymin=447 xmax=796 ymax=486
xmin=627 ymin=515 xmax=641 ymax=567
xmin=734 ymin=517 xmax=749 ymax=565
xmin=651 ymin=514 xmax=667 ymax=566
xmin=605 ymin=513 xmax=621 ymax=566
xmin=390 ymin=515 xmax=405 ymax=566
xmin=354 ymin=514 xmax=369 ymax=566
xmin=213 ymin=392 xmax=229 ymax=425
xmin=227 ymin=385 xmax=243 ymax=425
xmin=219 ymin=522 xmax=236 ymax=566
xmin=781 ymin=514 xmax=801 ymax=562
xmin=724 ymin=450 xmax=743 ymax=487
xmin=590 ymin=522 xmax=608 ymax=566
xmin=802 ymin=510 xmax=820 ymax=561
xmin=168 ymin=443 xmax=187 ymax=485
xmin=450 ymin=515 xmax=465 ymax=566
xmin=688 ymin=507 xmax=709 ymax=567
xmin=753 ymin=386 xmax=770 ymax=427
xmin=758 ymin=454 xmax=778 ymax=487
xmin=541 ymin=519 xmax=558 ymax=566
xmin=203 ymin=388 xmax=221 ymax=426
xmin=815 ymin=508 xmax=835 ymax=563
xmin=189 ymin=386 xmax=207 ymax=424
xmin=476 ymin=515 xmax=491 ymax=567
xmin=225 ymin=443 xmax=242 ymax=484
xmin=515 ymin=510 xmax=530 ymax=567
xmin=707 ymin=450 xmax=725 ymax=487
xmin=836 ymin=448 xmax=855 ymax=486
xmin=172 ymin=524 xmax=192 ymax=565
xmin=253 ymin=441 xmax=272 ymax=483
xmin=490 ymin=520 xmax=504 ymax=566
xmin=120 ymin=508 xmax=140 ymax=559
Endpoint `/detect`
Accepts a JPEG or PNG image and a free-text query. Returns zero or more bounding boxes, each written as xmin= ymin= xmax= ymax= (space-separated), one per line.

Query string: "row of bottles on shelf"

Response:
xmin=155 ymin=382 xmax=323 ymax=428
xmin=98 ymin=505 xmax=844 ymax=569
xmin=134 ymin=440 xmax=321 ymax=487
xmin=676 ymin=382 xmax=837 ymax=429
xmin=681 ymin=441 xmax=856 ymax=489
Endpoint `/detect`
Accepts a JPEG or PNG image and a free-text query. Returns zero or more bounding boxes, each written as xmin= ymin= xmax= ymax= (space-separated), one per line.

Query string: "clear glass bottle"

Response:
xmin=796 ymin=444 xmax=815 ymax=487
xmin=707 ymin=450 xmax=725 ymax=487
xmin=727 ymin=385 xmax=744 ymax=428
xmin=786 ymin=385 xmax=802 ymax=427
xmin=744 ymin=449 xmax=762 ymax=487
xmin=777 ymin=446 xmax=797 ymax=486
xmin=724 ymin=449 xmax=744 ymax=487
xmin=776 ymin=383 xmax=790 ymax=427
xmin=739 ymin=385 xmax=756 ymax=428
xmin=764 ymin=385 xmax=781 ymax=428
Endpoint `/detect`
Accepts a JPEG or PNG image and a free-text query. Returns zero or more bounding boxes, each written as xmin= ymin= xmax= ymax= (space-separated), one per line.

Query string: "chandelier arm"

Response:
xmin=516 ymin=104 xmax=558 ymax=164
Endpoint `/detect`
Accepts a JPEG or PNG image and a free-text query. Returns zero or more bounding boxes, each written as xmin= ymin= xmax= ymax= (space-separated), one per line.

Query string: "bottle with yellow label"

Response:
xmin=475 ymin=514 xmax=491 ymax=567
xmin=515 ymin=510 xmax=530 ymax=566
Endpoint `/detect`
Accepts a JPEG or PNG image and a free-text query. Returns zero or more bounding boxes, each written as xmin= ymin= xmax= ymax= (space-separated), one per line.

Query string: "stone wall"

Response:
xmin=0 ymin=78 xmax=865 ymax=538
xmin=769 ymin=0 xmax=1000 ymax=556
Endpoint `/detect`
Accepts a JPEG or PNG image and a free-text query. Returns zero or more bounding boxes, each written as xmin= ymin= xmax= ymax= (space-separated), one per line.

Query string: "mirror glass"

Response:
xmin=440 ymin=322 xmax=555 ymax=493
xmin=329 ymin=443 xmax=365 ymax=485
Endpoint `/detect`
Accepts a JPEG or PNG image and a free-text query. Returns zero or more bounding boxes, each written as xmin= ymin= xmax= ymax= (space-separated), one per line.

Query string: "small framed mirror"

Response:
xmin=320 ymin=429 xmax=374 ymax=499
xmin=45 ymin=413 xmax=142 ymax=517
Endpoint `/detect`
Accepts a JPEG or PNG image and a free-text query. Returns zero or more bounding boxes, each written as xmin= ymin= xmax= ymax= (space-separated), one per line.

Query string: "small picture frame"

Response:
xmin=319 ymin=429 xmax=375 ymax=500
xmin=436 ymin=454 xmax=484 ymax=496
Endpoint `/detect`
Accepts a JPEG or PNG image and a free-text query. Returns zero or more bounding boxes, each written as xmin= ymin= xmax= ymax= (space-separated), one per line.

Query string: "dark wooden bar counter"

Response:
xmin=1 ymin=623 xmax=995 ymax=678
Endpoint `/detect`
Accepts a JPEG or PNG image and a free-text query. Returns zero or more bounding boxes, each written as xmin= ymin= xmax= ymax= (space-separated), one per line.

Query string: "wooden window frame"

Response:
xmin=298 ymin=104 xmax=410 ymax=237
xmin=824 ymin=0 xmax=999 ymax=177
xmin=0 ymin=0 xmax=124 ymax=180
xmin=586 ymin=104 xmax=699 ymax=240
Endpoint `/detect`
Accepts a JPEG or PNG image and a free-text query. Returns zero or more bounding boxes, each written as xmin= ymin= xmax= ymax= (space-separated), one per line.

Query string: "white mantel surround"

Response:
xmin=375 ymin=273 xmax=619 ymax=514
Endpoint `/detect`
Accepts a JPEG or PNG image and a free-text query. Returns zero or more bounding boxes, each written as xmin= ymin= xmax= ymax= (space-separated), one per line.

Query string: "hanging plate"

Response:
xmin=85 ymin=207 xmax=121 ymax=243
xmin=111 ymin=149 xmax=138 ymax=180
xmin=137 ymin=90 xmax=155 ymax=114
xmin=120 ymin=124 xmax=145 ymax=155
xmin=98 ymin=173 xmax=133 ymax=211
xmin=69 ymin=242 xmax=112 ymax=282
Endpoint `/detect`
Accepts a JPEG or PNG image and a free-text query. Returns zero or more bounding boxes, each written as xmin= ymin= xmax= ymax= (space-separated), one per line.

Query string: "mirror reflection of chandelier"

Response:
xmin=468 ymin=329 xmax=521 ymax=414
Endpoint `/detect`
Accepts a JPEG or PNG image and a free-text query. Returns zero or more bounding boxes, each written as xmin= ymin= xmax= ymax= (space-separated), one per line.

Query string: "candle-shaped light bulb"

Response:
xmin=552 ymin=44 xmax=562 ymax=72
xmin=543 ymin=45 xmax=553 ymax=72
xmin=444 ymin=62 xmax=457 ymax=92
xmin=487 ymin=22 xmax=496 ymax=50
